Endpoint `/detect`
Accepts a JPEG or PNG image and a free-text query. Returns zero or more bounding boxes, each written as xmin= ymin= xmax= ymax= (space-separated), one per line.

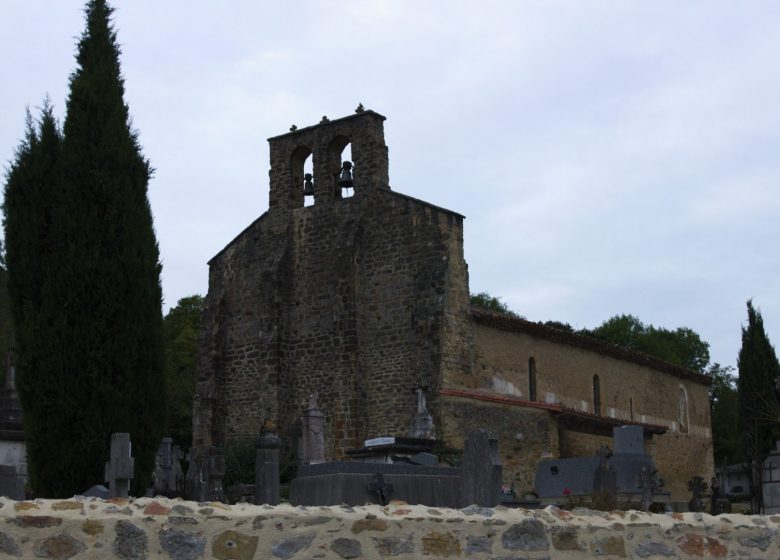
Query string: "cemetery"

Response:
xmin=3 ymin=0 xmax=780 ymax=557
xmin=0 ymin=420 xmax=777 ymax=559
xmin=0 ymin=96 xmax=768 ymax=557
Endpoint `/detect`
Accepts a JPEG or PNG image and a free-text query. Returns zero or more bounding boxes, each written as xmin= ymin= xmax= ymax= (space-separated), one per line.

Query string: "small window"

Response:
xmin=678 ymin=386 xmax=689 ymax=434
xmin=629 ymin=397 xmax=634 ymax=421
xmin=528 ymin=358 xmax=537 ymax=401
xmin=593 ymin=375 xmax=601 ymax=415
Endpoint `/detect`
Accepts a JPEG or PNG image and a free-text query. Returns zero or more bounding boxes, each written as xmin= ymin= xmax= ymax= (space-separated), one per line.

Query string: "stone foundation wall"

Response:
xmin=438 ymin=396 xmax=559 ymax=493
xmin=1 ymin=497 xmax=776 ymax=559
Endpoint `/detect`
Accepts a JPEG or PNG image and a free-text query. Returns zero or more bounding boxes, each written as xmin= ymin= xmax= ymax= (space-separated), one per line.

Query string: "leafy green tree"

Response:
xmin=587 ymin=314 xmax=644 ymax=350
xmin=588 ymin=314 xmax=710 ymax=373
xmin=470 ymin=292 xmax=520 ymax=317
xmin=3 ymin=0 xmax=165 ymax=496
xmin=708 ymin=363 xmax=743 ymax=464
xmin=738 ymin=300 xmax=780 ymax=513
xmin=164 ymin=295 xmax=203 ymax=446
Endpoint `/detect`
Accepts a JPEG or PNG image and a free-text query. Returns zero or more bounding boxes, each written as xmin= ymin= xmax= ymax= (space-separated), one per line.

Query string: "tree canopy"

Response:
xmin=586 ymin=314 xmax=711 ymax=373
xmin=708 ymin=363 xmax=742 ymax=464
xmin=164 ymin=295 xmax=204 ymax=447
xmin=3 ymin=0 xmax=165 ymax=496
xmin=469 ymin=292 xmax=520 ymax=317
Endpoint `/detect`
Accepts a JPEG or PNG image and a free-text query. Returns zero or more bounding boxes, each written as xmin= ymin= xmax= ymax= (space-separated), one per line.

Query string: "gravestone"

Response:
xmin=688 ymin=475 xmax=707 ymax=512
xmin=409 ymin=385 xmax=435 ymax=439
xmin=207 ymin=446 xmax=225 ymax=502
xmin=709 ymin=476 xmax=729 ymax=514
xmin=460 ymin=430 xmax=502 ymax=507
xmin=613 ymin=425 xmax=644 ymax=454
xmin=534 ymin=425 xmax=670 ymax=507
xmin=185 ymin=445 xmax=225 ymax=502
xmin=301 ymin=393 xmax=325 ymax=464
xmin=82 ymin=484 xmax=108 ymax=498
xmin=593 ymin=445 xmax=617 ymax=494
xmin=152 ymin=437 xmax=185 ymax=497
xmin=104 ymin=433 xmax=134 ymax=499
xmin=0 ymin=464 xmax=24 ymax=500
xmin=636 ymin=465 xmax=664 ymax=511
xmin=255 ymin=421 xmax=281 ymax=505
xmin=368 ymin=473 xmax=394 ymax=505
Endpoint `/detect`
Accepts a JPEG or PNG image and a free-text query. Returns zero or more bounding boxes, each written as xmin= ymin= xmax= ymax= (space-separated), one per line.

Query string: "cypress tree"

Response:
xmin=3 ymin=0 xmax=165 ymax=496
xmin=3 ymin=104 xmax=64 ymax=493
xmin=737 ymin=300 xmax=780 ymax=513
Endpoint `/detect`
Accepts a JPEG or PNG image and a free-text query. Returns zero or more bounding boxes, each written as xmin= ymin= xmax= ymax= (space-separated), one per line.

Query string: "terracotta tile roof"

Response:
xmin=439 ymin=387 xmax=668 ymax=434
xmin=471 ymin=308 xmax=711 ymax=387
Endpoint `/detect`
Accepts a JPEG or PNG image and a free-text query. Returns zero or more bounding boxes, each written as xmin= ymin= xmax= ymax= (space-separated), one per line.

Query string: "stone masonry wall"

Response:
xmin=469 ymin=322 xmax=714 ymax=503
xmin=195 ymin=111 xmax=471 ymax=458
xmin=2 ymin=497 xmax=778 ymax=559
xmin=438 ymin=396 xmax=559 ymax=494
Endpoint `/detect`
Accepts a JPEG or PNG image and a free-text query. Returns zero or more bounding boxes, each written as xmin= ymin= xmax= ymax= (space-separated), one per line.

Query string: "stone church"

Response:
xmin=193 ymin=109 xmax=713 ymax=504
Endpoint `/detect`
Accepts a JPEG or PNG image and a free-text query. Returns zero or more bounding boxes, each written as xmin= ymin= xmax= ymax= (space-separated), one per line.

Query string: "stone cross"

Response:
xmin=301 ymin=393 xmax=325 ymax=464
xmin=636 ymin=466 xmax=663 ymax=511
xmin=687 ymin=475 xmax=707 ymax=512
xmin=593 ymin=445 xmax=617 ymax=497
xmin=368 ymin=473 xmax=394 ymax=506
xmin=104 ymin=433 xmax=134 ymax=499
xmin=255 ymin=420 xmax=282 ymax=505
xmin=710 ymin=476 xmax=723 ymax=515
xmin=459 ymin=430 xmax=502 ymax=507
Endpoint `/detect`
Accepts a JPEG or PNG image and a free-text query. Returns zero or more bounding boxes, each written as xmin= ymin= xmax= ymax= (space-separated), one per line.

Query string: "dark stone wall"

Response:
xmin=438 ymin=397 xmax=559 ymax=493
xmin=194 ymin=112 xmax=471 ymax=458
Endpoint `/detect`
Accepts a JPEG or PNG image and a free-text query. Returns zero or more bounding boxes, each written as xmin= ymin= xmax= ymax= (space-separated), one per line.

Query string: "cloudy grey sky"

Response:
xmin=2 ymin=1 xmax=778 ymax=370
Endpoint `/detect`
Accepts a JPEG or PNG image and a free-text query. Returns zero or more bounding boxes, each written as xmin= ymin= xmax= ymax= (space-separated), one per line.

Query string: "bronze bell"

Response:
xmin=303 ymin=173 xmax=314 ymax=196
xmin=338 ymin=161 xmax=354 ymax=190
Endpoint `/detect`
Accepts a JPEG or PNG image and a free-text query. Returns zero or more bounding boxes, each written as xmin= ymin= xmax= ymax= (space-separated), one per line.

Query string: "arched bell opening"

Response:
xmin=302 ymin=153 xmax=314 ymax=207
xmin=327 ymin=136 xmax=354 ymax=199
xmin=290 ymin=145 xmax=313 ymax=208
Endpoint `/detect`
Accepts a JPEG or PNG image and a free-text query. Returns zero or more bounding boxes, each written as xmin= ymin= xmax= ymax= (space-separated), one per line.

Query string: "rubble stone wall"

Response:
xmin=438 ymin=396 xmax=559 ymax=493
xmin=1 ymin=497 xmax=776 ymax=559
xmin=195 ymin=111 xmax=472 ymax=458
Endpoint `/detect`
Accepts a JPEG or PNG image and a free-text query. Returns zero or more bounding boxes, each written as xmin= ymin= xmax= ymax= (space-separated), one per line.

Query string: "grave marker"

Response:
xmin=255 ymin=420 xmax=281 ymax=505
xmin=104 ymin=433 xmax=134 ymax=499
xmin=301 ymin=393 xmax=325 ymax=464
xmin=460 ymin=430 xmax=502 ymax=507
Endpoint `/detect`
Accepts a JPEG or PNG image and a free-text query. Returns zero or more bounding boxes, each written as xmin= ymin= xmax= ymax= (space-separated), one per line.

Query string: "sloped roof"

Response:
xmin=471 ymin=309 xmax=711 ymax=386
xmin=439 ymin=387 xmax=668 ymax=434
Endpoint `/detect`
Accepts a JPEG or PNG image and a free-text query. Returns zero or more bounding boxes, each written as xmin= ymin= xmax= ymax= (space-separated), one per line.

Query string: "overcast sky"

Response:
xmin=2 ymin=1 xmax=779 ymax=370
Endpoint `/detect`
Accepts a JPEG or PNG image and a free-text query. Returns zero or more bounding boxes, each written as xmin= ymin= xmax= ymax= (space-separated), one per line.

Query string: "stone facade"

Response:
xmin=451 ymin=313 xmax=714 ymax=502
xmin=195 ymin=110 xmax=713 ymax=505
xmin=194 ymin=111 xmax=471 ymax=460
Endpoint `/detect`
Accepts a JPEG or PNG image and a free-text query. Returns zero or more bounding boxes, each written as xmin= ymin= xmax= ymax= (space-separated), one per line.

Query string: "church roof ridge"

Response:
xmin=267 ymin=110 xmax=386 ymax=141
